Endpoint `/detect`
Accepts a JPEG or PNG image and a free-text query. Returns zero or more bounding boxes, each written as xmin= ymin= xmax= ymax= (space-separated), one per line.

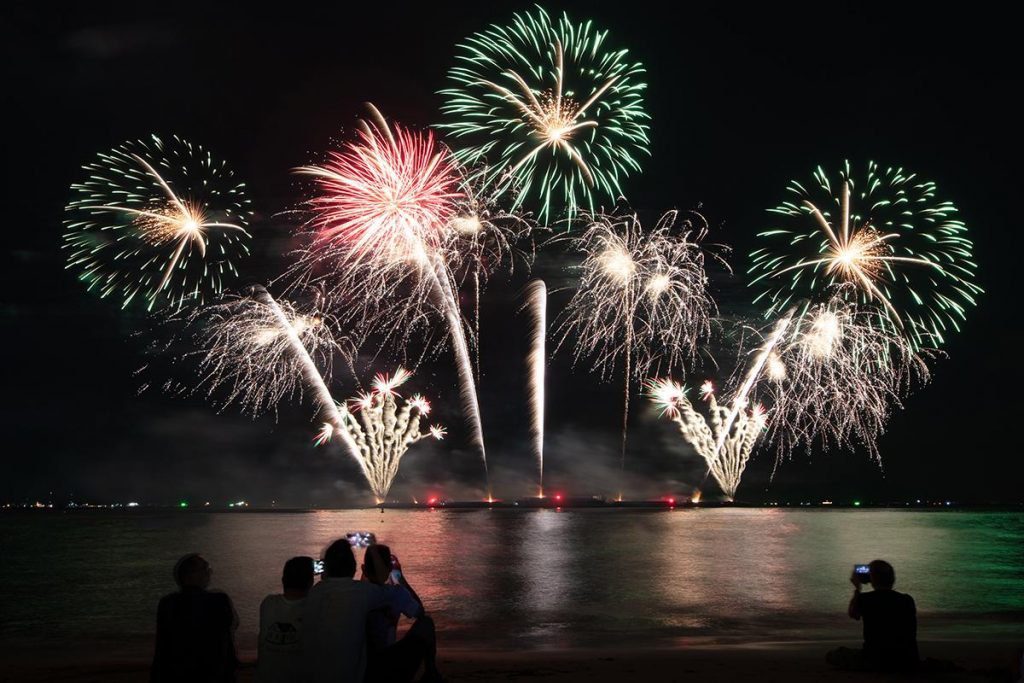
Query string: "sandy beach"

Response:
xmin=4 ymin=641 xmax=1019 ymax=683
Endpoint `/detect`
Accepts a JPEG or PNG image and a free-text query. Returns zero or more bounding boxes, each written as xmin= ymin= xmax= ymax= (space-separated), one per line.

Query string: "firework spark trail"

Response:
xmin=171 ymin=285 xmax=371 ymax=484
xmin=249 ymin=287 xmax=370 ymax=482
xmin=444 ymin=171 xmax=536 ymax=383
xmin=649 ymin=379 xmax=766 ymax=501
xmin=316 ymin=368 xmax=445 ymax=503
xmin=64 ymin=135 xmax=252 ymax=310
xmin=749 ymin=160 xmax=982 ymax=350
xmin=555 ymin=212 xmax=715 ymax=494
xmin=523 ymin=280 xmax=547 ymax=497
xmin=440 ymin=6 xmax=650 ymax=223
xmin=289 ymin=107 xmax=496 ymax=494
xmin=427 ymin=253 xmax=490 ymax=493
xmin=711 ymin=308 xmax=795 ymax=464
xmin=473 ymin=271 xmax=481 ymax=381
xmin=178 ymin=287 xmax=446 ymax=500
xmin=175 ymin=286 xmax=345 ymax=415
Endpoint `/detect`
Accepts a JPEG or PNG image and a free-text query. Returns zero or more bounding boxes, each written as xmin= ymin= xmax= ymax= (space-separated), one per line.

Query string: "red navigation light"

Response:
xmin=427 ymin=496 xmax=438 ymax=506
xmin=667 ymin=497 xmax=676 ymax=506
xmin=553 ymin=493 xmax=563 ymax=502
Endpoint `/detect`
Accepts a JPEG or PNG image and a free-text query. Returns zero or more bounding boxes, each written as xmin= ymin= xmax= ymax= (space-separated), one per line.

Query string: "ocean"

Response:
xmin=1 ymin=508 xmax=1021 ymax=663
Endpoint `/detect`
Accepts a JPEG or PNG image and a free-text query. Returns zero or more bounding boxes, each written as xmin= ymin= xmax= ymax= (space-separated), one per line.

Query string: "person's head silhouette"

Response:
xmin=868 ymin=560 xmax=896 ymax=589
xmin=361 ymin=544 xmax=392 ymax=585
xmin=323 ymin=539 xmax=357 ymax=578
xmin=282 ymin=556 xmax=314 ymax=595
xmin=173 ymin=553 xmax=211 ymax=589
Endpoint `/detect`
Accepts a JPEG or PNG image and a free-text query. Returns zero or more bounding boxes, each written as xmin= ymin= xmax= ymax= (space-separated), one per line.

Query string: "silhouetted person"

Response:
xmin=827 ymin=559 xmax=919 ymax=672
xmin=257 ymin=556 xmax=314 ymax=683
xmin=302 ymin=539 xmax=421 ymax=683
xmin=362 ymin=544 xmax=443 ymax=683
xmin=151 ymin=553 xmax=239 ymax=683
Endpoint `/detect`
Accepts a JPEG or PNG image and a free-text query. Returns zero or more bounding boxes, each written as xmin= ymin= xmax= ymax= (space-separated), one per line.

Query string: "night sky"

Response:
xmin=3 ymin=2 xmax=1021 ymax=505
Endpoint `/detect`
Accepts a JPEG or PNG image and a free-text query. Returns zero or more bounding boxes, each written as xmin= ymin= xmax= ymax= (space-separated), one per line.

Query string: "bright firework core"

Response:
xmin=827 ymin=226 xmax=886 ymax=282
xmin=134 ymin=203 xmax=205 ymax=245
xmin=450 ymin=214 xmax=483 ymax=234
xmin=601 ymin=247 xmax=637 ymax=284
xmin=647 ymin=273 xmax=671 ymax=296
xmin=807 ymin=310 xmax=841 ymax=357
xmin=537 ymin=92 xmax=580 ymax=142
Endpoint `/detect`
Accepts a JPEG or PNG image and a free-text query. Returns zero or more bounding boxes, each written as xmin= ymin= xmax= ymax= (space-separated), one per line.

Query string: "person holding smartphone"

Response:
xmin=301 ymin=538 xmax=422 ymax=683
xmin=361 ymin=544 xmax=443 ymax=683
xmin=827 ymin=559 xmax=919 ymax=671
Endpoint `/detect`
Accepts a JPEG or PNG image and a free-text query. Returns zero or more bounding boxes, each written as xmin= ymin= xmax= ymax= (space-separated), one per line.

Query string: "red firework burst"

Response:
xmin=298 ymin=111 xmax=463 ymax=264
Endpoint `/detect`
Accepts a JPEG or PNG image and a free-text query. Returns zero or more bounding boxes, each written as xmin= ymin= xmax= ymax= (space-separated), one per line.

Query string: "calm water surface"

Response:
xmin=1 ymin=509 xmax=1021 ymax=660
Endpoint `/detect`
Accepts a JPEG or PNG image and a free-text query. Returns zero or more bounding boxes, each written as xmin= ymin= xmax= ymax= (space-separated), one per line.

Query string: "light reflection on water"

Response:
xmin=1 ymin=509 xmax=1021 ymax=658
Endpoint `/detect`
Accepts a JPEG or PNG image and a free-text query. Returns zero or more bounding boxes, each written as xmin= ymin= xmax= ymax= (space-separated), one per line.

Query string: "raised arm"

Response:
xmin=847 ymin=571 xmax=863 ymax=620
xmin=391 ymin=555 xmax=424 ymax=611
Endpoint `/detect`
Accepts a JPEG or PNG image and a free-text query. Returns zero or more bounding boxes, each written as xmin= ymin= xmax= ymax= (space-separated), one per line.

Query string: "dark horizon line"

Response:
xmin=5 ymin=499 xmax=1022 ymax=511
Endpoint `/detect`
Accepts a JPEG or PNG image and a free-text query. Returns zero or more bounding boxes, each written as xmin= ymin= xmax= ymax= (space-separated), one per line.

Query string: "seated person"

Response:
xmin=362 ymin=544 xmax=442 ymax=683
xmin=827 ymin=559 xmax=919 ymax=672
xmin=256 ymin=556 xmax=314 ymax=683
xmin=151 ymin=553 xmax=239 ymax=683
xmin=302 ymin=539 xmax=421 ymax=683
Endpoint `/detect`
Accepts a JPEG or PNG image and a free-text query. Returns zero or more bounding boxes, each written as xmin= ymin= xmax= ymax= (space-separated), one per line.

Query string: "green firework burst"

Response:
xmin=439 ymin=5 xmax=650 ymax=225
xmin=749 ymin=160 xmax=982 ymax=350
xmin=64 ymin=135 xmax=252 ymax=310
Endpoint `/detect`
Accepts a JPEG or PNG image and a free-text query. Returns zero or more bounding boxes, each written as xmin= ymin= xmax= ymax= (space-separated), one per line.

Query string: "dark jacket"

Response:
xmin=151 ymin=587 xmax=238 ymax=682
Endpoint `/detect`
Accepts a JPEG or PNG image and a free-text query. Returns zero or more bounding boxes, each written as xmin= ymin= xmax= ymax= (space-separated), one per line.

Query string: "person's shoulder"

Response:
xmin=897 ymin=591 xmax=916 ymax=606
xmin=311 ymin=577 xmax=358 ymax=596
xmin=349 ymin=579 xmax=384 ymax=593
xmin=156 ymin=591 xmax=180 ymax=609
xmin=204 ymin=589 xmax=234 ymax=610
xmin=260 ymin=593 xmax=284 ymax=610
xmin=304 ymin=579 xmax=331 ymax=601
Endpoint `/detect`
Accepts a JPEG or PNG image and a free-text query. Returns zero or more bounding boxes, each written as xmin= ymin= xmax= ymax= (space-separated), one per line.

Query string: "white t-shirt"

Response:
xmin=256 ymin=594 xmax=307 ymax=683
xmin=301 ymin=578 xmax=419 ymax=683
